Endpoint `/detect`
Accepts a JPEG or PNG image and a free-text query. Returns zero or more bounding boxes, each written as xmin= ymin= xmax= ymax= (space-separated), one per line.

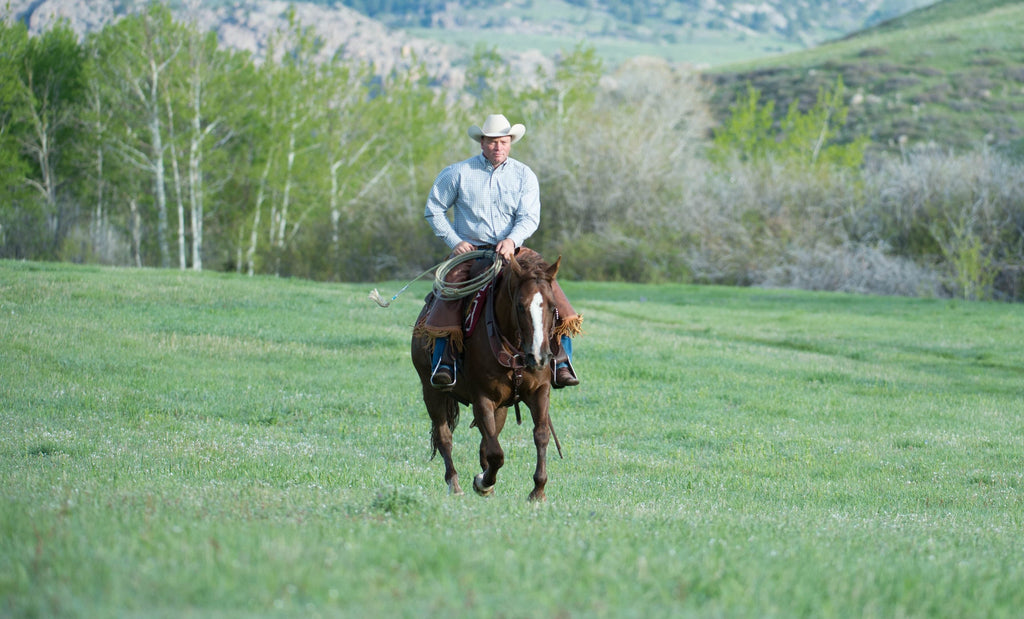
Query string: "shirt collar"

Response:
xmin=479 ymin=153 xmax=508 ymax=172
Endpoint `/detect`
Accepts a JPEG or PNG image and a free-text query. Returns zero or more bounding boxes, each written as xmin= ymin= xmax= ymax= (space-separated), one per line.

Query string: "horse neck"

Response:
xmin=495 ymin=272 xmax=521 ymax=338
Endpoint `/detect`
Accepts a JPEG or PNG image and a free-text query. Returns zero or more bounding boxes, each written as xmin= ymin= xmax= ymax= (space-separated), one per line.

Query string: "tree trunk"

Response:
xmin=130 ymin=197 xmax=142 ymax=267
xmin=148 ymin=69 xmax=170 ymax=268
xmin=246 ymin=150 xmax=274 ymax=276
xmin=166 ymin=98 xmax=187 ymax=270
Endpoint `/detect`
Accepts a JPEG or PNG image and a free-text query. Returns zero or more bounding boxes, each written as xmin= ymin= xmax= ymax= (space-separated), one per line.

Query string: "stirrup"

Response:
xmin=430 ymin=357 xmax=456 ymax=389
xmin=552 ymin=360 xmax=578 ymax=389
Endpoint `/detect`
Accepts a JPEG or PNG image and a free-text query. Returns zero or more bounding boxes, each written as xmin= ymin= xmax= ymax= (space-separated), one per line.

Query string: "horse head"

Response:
xmin=507 ymin=253 xmax=561 ymax=369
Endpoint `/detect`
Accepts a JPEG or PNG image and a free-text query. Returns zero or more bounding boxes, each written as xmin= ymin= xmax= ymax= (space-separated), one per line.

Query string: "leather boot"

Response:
xmin=552 ymin=335 xmax=579 ymax=388
xmin=555 ymin=364 xmax=578 ymax=388
xmin=430 ymin=337 xmax=456 ymax=389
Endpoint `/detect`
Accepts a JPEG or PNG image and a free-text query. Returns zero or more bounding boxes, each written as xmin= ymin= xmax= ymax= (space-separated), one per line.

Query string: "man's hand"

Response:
xmin=495 ymin=239 xmax=515 ymax=262
xmin=451 ymin=241 xmax=475 ymax=256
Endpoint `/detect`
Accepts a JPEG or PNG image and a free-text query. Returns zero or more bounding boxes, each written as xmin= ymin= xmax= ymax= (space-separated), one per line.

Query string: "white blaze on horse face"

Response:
xmin=528 ymin=291 xmax=545 ymax=355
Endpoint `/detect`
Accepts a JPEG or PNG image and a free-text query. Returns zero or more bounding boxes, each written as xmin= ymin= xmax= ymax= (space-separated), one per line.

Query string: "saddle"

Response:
xmin=462 ymin=281 xmax=490 ymax=339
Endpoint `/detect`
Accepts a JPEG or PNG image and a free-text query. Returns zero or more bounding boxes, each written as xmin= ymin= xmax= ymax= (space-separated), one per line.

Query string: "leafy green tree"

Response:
xmin=168 ymin=17 xmax=240 ymax=271
xmin=778 ymin=77 xmax=866 ymax=168
xmin=709 ymin=83 xmax=777 ymax=165
xmin=351 ymin=63 xmax=454 ymax=279
xmin=18 ymin=20 xmax=89 ymax=255
xmin=0 ymin=16 xmax=88 ymax=259
xmin=463 ymin=45 xmax=521 ymax=112
xmin=76 ymin=61 xmax=122 ymax=264
xmin=241 ymin=10 xmax=327 ymax=276
xmin=534 ymin=43 xmax=603 ymax=127
xmin=323 ymin=70 xmax=391 ymax=276
xmin=711 ymin=78 xmax=866 ymax=169
xmin=0 ymin=18 xmax=34 ymax=258
xmin=88 ymin=4 xmax=188 ymax=268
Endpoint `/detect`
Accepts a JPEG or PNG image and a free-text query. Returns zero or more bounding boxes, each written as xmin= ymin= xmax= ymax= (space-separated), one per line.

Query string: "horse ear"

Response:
xmin=546 ymin=256 xmax=561 ymax=280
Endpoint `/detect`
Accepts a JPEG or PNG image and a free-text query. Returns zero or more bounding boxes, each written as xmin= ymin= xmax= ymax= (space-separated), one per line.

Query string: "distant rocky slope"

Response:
xmin=7 ymin=1 xmax=934 ymax=82
xmin=4 ymin=0 xmax=476 ymax=86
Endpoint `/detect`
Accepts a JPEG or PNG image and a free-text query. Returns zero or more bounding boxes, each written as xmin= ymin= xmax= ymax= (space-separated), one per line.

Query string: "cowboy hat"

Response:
xmin=467 ymin=114 xmax=526 ymax=143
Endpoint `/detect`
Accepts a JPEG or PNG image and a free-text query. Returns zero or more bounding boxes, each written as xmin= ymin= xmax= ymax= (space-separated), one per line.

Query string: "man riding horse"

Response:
xmin=416 ymin=113 xmax=582 ymax=389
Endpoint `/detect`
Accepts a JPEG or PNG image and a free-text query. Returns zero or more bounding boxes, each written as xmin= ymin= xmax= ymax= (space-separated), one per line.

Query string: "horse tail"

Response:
xmin=429 ymin=396 xmax=460 ymax=460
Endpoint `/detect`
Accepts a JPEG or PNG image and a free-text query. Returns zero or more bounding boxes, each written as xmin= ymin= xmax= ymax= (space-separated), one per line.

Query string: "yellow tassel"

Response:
xmin=413 ymin=325 xmax=465 ymax=353
xmin=555 ymin=314 xmax=584 ymax=338
xmin=368 ymin=289 xmax=392 ymax=307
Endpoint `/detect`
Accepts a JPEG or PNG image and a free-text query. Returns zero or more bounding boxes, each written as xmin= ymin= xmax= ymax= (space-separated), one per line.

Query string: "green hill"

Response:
xmin=707 ymin=0 xmax=1024 ymax=155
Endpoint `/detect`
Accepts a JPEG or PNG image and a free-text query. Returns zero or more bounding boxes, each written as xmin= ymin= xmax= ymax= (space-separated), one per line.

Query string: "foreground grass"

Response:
xmin=2 ymin=260 xmax=1023 ymax=617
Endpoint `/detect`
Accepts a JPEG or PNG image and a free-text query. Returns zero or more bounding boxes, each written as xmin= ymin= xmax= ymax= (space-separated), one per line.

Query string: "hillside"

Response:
xmin=377 ymin=0 xmax=939 ymax=67
xmin=7 ymin=0 xmax=936 ymax=71
xmin=4 ymin=0 xmax=469 ymax=85
xmin=707 ymin=0 xmax=1024 ymax=155
xmin=6 ymin=0 xmax=1017 ymax=154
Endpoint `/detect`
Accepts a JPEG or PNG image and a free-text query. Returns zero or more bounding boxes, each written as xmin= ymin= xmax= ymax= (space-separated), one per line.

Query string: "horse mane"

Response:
xmin=509 ymin=251 xmax=553 ymax=282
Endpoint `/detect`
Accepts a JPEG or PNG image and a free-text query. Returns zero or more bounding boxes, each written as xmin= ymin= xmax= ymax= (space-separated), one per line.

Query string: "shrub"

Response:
xmin=677 ymin=144 xmax=1023 ymax=300
xmin=756 ymin=241 xmax=943 ymax=297
xmin=683 ymin=157 xmax=861 ymax=287
xmin=854 ymin=147 xmax=1024 ymax=300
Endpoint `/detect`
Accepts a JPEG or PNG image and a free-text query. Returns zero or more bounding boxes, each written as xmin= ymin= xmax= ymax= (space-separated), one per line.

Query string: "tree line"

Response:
xmin=2 ymin=3 xmax=1022 ymax=300
xmin=2 ymin=4 xmax=457 ymax=279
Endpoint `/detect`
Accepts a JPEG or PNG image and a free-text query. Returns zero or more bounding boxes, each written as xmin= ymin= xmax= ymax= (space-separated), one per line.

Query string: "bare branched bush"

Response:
xmin=522 ymin=57 xmax=712 ymax=260
xmin=756 ymin=241 xmax=943 ymax=296
xmin=855 ymin=147 xmax=1024 ymax=300
xmin=683 ymin=147 xmax=1024 ymax=299
xmin=684 ymin=157 xmax=861 ymax=285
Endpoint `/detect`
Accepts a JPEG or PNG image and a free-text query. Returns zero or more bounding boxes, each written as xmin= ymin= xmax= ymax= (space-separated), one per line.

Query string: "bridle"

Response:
xmin=485 ymin=268 xmax=554 ymax=420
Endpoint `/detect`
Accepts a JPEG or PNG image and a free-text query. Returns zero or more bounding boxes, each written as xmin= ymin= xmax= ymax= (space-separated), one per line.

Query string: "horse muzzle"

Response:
xmin=523 ymin=349 xmax=552 ymax=370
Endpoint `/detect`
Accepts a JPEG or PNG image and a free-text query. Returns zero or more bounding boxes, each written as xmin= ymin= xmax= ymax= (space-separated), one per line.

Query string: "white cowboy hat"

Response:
xmin=467 ymin=114 xmax=526 ymax=143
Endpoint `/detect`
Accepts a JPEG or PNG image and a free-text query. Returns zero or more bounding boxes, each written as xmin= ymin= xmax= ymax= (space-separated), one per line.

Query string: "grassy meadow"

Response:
xmin=2 ymin=260 xmax=1023 ymax=617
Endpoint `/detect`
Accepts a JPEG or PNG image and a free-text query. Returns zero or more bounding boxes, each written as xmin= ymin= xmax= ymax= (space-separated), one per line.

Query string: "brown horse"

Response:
xmin=411 ymin=250 xmax=562 ymax=501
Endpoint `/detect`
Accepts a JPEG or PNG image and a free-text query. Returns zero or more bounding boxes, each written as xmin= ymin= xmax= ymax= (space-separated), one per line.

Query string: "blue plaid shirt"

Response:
xmin=425 ymin=154 xmax=541 ymax=250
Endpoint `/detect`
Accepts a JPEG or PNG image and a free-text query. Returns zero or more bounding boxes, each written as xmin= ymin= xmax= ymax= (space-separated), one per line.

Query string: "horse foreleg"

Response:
xmin=426 ymin=391 xmax=462 ymax=495
xmin=472 ymin=402 xmax=506 ymax=496
xmin=528 ymin=399 xmax=552 ymax=502
xmin=435 ymin=419 xmax=462 ymax=496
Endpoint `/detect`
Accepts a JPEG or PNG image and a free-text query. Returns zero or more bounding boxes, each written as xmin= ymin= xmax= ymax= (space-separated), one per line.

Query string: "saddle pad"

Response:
xmin=463 ymin=282 xmax=491 ymax=337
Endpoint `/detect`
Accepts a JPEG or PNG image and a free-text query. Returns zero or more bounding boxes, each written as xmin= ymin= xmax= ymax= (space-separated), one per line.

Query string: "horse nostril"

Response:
xmin=525 ymin=352 xmax=551 ymax=369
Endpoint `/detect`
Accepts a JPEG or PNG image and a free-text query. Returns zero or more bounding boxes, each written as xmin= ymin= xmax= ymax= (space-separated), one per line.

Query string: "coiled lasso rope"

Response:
xmin=369 ymin=250 xmax=503 ymax=308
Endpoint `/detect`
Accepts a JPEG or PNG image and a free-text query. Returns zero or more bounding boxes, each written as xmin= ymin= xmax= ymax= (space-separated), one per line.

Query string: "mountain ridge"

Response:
xmin=9 ymin=0 xmax=1013 ymax=153
xmin=6 ymin=0 xmax=938 ymax=75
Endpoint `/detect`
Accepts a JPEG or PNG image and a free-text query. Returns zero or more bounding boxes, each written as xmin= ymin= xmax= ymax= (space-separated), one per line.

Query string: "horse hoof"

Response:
xmin=448 ymin=479 xmax=464 ymax=496
xmin=473 ymin=473 xmax=494 ymax=496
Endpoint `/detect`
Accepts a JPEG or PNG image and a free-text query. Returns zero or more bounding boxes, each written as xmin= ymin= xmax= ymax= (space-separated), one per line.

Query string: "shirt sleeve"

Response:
xmin=424 ymin=165 xmax=464 ymax=250
xmin=505 ymin=166 xmax=541 ymax=247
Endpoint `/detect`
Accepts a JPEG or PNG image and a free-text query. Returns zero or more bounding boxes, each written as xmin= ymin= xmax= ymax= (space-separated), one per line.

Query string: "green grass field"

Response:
xmin=2 ymin=260 xmax=1023 ymax=617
